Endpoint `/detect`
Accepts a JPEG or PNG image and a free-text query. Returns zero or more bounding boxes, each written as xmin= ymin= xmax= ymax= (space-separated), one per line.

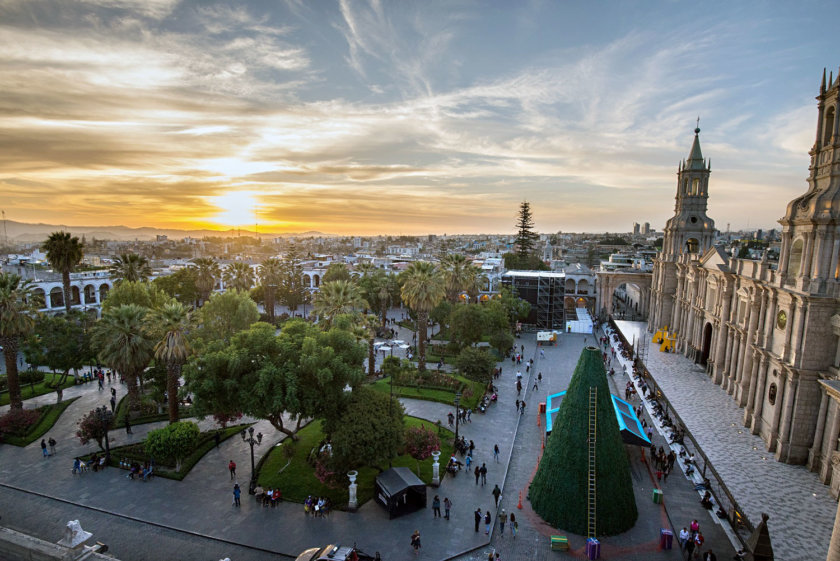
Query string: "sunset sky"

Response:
xmin=0 ymin=0 xmax=836 ymax=235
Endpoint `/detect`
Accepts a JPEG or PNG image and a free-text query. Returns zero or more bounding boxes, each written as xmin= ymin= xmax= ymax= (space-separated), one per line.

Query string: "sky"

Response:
xmin=0 ymin=0 xmax=836 ymax=236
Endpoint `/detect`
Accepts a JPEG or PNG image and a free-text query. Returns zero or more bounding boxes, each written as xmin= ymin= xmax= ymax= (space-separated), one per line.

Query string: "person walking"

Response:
xmin=484 ymin=510 xmax=492 ymax=534
xmin=540 ymin=349 xmax=545 ymax=359
xmin=443 ymin=497 xmax=452 ymax=520
xmin=41 ymin=439 xmax=49 ymax=458
xmin=469 ymin=440 xmax=475 ymax=456
xmin=474 ymin=465 xmax=480 ymax=485
xmin=432 ymin=495 xmax=441 ymax=518
xmin=124 ymin=417 xmax=132 ymax=435
xmin=538 ymin=372 xmax=542 ymax=385
xmin=228 ymin=460 xmax=236 ymax=480
xmin=474 ymin=508 xmax=482 ymax=532
xmin=492 ymin=484 xmax=501 ymax=507
xmin=510 ymin=512 xmax=517 ymax=538
xmin=520 ymin=401 xmax=526 ymax=416
xmin=232 ymin=483 xmax=241 ymax=507
xmin=499 ymin=509 xmax=508 ymax=534
xmin=48 ymin=437 xmax=56 ymax=456
xmin=702 ymin=550 xmax=716 ymax=561
xmin=410 ymin=530 xmax=421 ymax=555
xmin=685 ymin=534 xmax=696 ymax=560
xmin=480 ymin=463 xmax=487 ymax=486
xmin=678 ymin=527 xmax=689 ymax=550
xmin=110 ymin=395 xmax=116 ymax=412
xmin=493 ymin=444 xmax=500 ymax=463
xmin=466 ymin=454 xmax=472 ymax=470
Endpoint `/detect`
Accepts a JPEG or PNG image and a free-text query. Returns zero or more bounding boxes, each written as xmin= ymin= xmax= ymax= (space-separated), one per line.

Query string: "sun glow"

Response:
xmin=208 ymin=192 xmax=260 ymax=227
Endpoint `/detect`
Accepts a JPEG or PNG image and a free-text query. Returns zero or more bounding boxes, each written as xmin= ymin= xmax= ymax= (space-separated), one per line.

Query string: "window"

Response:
xmin=788 ymin=238 xmax=804 ymax=277
xmin=825 ymin=107 xmax=836 ymax=147
xmin=685 ymin=238 xmax=699 ymax=254
xmin=768 ymin=383 xmax=777 ymax=406
xmin=691 ymin=178 xmax=700 ymax=195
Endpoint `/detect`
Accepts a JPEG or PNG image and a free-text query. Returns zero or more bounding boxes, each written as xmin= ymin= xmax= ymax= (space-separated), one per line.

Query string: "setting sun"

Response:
xmin=208 ymin=192 xmax=259 ymax=227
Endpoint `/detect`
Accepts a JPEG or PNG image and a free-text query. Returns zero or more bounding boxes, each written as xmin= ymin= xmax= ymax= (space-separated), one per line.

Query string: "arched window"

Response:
xmin=825 ymin=107 xmax=836 ymax=147
xmin=685 ymin=238 xmax=699 ymax=254
xmin=691 ymin=178 xmax=700 ymax=195
xmin=788 ymin=238 xmax=804 ymax=277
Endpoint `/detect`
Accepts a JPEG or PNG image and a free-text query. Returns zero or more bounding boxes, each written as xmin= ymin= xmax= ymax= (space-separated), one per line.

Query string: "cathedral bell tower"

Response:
xmin=778 ymin=68 xmax=840 ymax=294
xmin=660 ymin=124 xmax=716 ymax=261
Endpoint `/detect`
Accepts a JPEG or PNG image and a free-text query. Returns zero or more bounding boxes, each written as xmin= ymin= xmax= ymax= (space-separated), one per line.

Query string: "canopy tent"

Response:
xmin=545 ymin=391 xmax=650 ymax=446
xmin=537 ymin=331 xmax=558 ymax=345
xmin=374 ymin=467 xmax=427 ymax=519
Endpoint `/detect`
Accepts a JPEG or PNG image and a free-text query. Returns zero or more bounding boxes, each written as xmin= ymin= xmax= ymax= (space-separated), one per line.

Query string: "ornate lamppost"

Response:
xmin=240 ymin=426 xmax=263 ymax=494
xmin=454 ymin=391 xmax=462 ymax=441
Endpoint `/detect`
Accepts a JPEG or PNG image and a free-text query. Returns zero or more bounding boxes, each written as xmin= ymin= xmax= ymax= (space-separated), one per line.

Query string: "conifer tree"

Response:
xmin=515 ymin=201 xmax=539 ymax=259
xmin=530 ymin=346 xmax=637 ymax=536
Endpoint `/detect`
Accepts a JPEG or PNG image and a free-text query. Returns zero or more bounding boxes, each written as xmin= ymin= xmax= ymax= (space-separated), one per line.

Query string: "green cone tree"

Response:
xmin=530 ymin=346 xmax=637 ymax=536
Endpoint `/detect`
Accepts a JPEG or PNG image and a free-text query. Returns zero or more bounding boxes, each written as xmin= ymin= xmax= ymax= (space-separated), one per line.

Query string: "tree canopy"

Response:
xmin=331 ymin=386 xmax=404 ymax=469
xmin=514 ymin=201 xmax=539 ymax=259
xmin=102 ymin=280 xmax=170 ymax=312
xmin=197 ymin=289 xmax=260 ymax=344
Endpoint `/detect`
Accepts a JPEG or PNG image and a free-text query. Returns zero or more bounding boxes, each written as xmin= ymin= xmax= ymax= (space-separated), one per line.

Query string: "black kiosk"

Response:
xmin=374 ymin=467 xmax=427 ymax=519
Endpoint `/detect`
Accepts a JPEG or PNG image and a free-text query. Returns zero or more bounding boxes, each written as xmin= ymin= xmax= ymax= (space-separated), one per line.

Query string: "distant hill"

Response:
xmin=2 ymin=220 xmax=335 ymax=243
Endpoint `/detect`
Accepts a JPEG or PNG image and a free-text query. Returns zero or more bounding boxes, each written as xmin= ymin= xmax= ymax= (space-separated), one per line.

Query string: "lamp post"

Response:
xmin=240 ymin=426 xmax=263 ymax=494
xmin=95 ymin=406 xmax=113 ymax=462
xmin=454 ymin=391 xmax=462 ymax=441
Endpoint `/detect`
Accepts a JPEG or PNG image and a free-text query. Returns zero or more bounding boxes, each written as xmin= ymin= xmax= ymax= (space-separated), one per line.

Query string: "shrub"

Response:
xmin=144 ymin=421 xmax=200 ymax=471
xmin=0 ymin=408 xmax=42 ymax=439
xmin=76 ymin=408 xmax=114 ymax=450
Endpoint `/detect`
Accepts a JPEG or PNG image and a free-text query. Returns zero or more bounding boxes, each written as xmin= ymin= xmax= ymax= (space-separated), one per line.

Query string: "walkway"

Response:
xmin=614 ymin=320 xmax=835 ymax=561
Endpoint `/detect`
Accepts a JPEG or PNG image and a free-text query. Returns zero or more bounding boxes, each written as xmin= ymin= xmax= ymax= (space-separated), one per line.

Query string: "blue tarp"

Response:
xmin=545 ymin=391 xmax=650 ymax=446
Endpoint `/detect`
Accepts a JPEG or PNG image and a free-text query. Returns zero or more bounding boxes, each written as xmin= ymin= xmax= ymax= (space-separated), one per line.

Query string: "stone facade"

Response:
xmin=648 ymin=71 xmax=840 ymax=486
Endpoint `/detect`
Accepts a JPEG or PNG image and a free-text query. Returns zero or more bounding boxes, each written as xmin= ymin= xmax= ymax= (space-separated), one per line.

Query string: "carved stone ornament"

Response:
xmin=57 ymin=520 xmax=92 ymax=548
xmin=831 ymin=451 xmax=840 ymax=466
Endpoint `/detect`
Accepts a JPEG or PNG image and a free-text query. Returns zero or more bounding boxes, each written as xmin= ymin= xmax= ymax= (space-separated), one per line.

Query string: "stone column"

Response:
xmin=822 ymin=402 xmax=840 ymax=483
xmin=744 ymin=351 xmax=762 ymax=423
xmin=751 ymin=357 xmax=769 ymax=435
xmin=810 ymin=390 xmax=830 ymax=471
xmin=713 ymin=283 xmax=732 ymax=384
xmin=726 ymin=335 xmax=741 ymax=394
xmin=769 ymin=372 xmax=788 ymax=453
xmin=829 ymin=474 xmax=840 ymax=561
xmin=776 ymin=372 xmax=799 ymax=461
xmin=738 ymin=301 xmax=761 ymax=406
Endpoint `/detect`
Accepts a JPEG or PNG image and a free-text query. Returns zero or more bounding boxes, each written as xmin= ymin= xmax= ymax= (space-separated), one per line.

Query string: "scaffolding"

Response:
xmin=501 ymin=271 xmax=565 ymax=330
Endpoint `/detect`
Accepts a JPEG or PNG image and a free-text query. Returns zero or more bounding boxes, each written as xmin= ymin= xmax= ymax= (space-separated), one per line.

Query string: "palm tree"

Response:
xmin=91 ymin=304 xmax=155 ymax=412
xmin=400 ymin=261 xmax=445 ymax=371
xmin=42 ymin=231 xmax=84 ymax=313
xmin=258 ymin=257 xmax=282 ymax=322
xmin=312 ymin=280 xmax=368 ymax=326
xmin=464 ymin=264 xmax=487 ymax=304
xmin=223 ymin=261 xmax=255 ymax=292
xmin=110 ymin=253 xmax=152 ymax=283
xmin=355 ymin=263 xmax=377 ymax=277
xmin=0 ymin=274 xmax=38 ymax=409
xmin=440 ymin=254 xmax=469 ymax=302
xmin=149 ymin=302 xmax=192 ymax=423
xmin=192 ymin=258 xmax=220 ymax=305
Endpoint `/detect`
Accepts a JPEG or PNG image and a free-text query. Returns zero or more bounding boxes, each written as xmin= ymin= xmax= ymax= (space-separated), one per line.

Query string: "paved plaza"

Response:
xmin=1 ymin=317 xmax=738 ymax=561
xmin=614 ymin=320 xmax=836 ymax=561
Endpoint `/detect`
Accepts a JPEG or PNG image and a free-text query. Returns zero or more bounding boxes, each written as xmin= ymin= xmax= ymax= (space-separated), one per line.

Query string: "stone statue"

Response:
xmin=58 ymin=519 xmax=92 ymax=548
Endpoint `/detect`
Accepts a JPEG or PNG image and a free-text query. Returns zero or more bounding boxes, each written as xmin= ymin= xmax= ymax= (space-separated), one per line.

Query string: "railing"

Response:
xmin=608 ymin=317 xmax=754 ymax=548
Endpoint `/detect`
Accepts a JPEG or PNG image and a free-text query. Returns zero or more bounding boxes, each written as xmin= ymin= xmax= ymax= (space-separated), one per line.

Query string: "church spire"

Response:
xmin=687 ymin=119 xmax=705 ymax=170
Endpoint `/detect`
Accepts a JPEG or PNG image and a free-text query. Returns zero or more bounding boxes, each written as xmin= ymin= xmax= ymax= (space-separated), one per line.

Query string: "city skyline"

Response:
xmin=0 ymin=1 xmax=836 ymax=235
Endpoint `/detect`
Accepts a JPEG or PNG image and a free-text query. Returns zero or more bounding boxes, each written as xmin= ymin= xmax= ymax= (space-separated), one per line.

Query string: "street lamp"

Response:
xmin=454 ymin=391 xmax=462 ymax=441
xmin=95 ymin=406 xmax=113 ymax=462
xmin=240 ymin=426 xmax=263 ymax=494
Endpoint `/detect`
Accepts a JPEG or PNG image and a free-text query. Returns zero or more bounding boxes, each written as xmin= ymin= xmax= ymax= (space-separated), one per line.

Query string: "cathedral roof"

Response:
xmin=686 ymin=127 xmax=705 ymax=170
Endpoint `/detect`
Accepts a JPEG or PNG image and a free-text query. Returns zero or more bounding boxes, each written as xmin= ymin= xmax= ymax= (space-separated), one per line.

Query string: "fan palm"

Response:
xmin=223 ymin=262 xmax=255 ymax=292
xmin=149 ymin=302 xmax=192 ymax=423
xmin=192 ymin=258 xmax=220 ymax=305
xmin=400 ymin=261 xmax=445 ymax=371
xmin=258 ymin=257 xmax=283 ymax=322
xmin=42 ymin=231 xmax=84 ymax=313
xmin=91 ymin=304 xmax=155 ymax=412
xmin=110 ymin=253 xmax=152 ymax=283
xmin=355 ymin=263 xmax=377 ymax=277
xmin=0 ymin=273 xmax=38 ymax=409
xmin=440 ymin=254 xmax=469 ymax=301
xmin=312 ymin=280 xmax=368 ymax=326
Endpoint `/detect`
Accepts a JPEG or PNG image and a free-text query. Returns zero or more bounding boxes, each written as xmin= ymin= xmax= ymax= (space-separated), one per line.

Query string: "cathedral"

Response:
xmin=648 ymin=69 xmax=840 ymax=491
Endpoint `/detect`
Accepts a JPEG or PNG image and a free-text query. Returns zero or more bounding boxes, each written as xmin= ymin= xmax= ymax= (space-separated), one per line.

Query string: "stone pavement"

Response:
xmin=615 ymin=320 xmax=835 ymax=561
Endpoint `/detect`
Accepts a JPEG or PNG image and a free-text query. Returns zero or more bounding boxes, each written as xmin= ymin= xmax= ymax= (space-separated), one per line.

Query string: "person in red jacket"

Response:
xmin=228 ymin=460 xmax=236 ymax=480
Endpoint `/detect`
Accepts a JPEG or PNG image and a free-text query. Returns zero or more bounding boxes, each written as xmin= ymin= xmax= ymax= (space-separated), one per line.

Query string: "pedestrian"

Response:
xmin=467 ymin=408 xmax=472 ymax=422
xmin=474 ymin=465 xmax=480 ymax=485
xmin=492 ymin=484 xmax=501 ymax=506
xmin=493 ymin=444 xmax=500 ymax=462
xmin=48 ymin=437 xmax=56 ymax=455
xmin=689 ymin=519 xmax=700 ymax=537
xmin=520 ymin=401 xmax=526 ymax=416
xmin=41 ymin=439 xmax=48 ymax=458
xmin=443 ymin=497 xmax=452 ymax=520
xmin=540 ymin=349 xmax=545 ymax=359
xmin=466 ymin=454 xmax=472 ymax=469
xmin=97 ymin=373 xmax=103 ymax=390
xmin=702 ymin=550 xmax=716 ymax=561
xmin=499 ymin=509 xmax=507 ymax=533
xmin=228 ymin=459 xmax=236 ymax=480
xmin=110 ymin=395 xmax=116 ymax=412
xmin=685 ymin=535 xmax=696 ymax=559
xmin=510 ymin=512 xmax=517 ymax=538
xmin=533 ymin=377 xmax=538 ymax=391
xmin=469 ymin=440 xmax=475 ymax=456
xmin=693 ymin=531 xmax=705 ymax=558
xmin=480 ymin=463 xmax=487 ymax=486
xmin=232 ymin=483 xmax=241 ymax=507
xmin=110 ymin=387 xmax=116 ymax=398
xmin=538 ymin=372 xmax=542 ymax=385
xmin=432 ymin=495 xmax=441 ymax=518
xmin=516 ymin=380 xmax=522 ymax=395
xmin=410 ymin=530 xmax=421 ymax=555
xmin=125 ymin=417 xmax=132 ymax=435
xmin=474 ymin=508 xmax=482 ymax=532
xmin=484 ymin=510 xmax=492 ymax=534
xmin=214 ymin=431 xmax=221 ymax=448
xmin=678 ymin=527 xmax=689 ymax=550
xmin=656 ymin=468 xmax=662 ymax=482
xmin=515 ymin=399 xmax=520 ymax=412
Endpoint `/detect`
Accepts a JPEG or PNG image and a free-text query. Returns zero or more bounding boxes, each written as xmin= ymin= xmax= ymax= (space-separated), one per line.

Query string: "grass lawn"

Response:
xmin=369 ymin=375 xmax=484 ymax=410
xmin=0 ymin=373 xmax=79 ymax=406
xmin=257 ymin=416 xmax=454 ymax=509
xmin=1 ymin=397 xmax=80 ymax=447
xmin=113 ymin=394 xmax=190 ymax=428
xmin=82 ymin=423 xmax=249 ymax=481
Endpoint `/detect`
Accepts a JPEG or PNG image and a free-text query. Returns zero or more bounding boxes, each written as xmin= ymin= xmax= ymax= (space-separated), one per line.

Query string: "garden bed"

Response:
xmin=113 ymin=394 xmax=189 ymax=428
xmin=0 ymin=372 xmax=78 ymax=406
xmin=256 ymin=417 xmax=454 ymax=509
xmin=0 ymin=397 xmax=80 ymax=446
xmin=369 ymin=375 xmax=483 ymax=410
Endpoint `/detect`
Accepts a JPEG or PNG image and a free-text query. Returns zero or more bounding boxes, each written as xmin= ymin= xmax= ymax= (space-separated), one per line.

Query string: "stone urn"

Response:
xmin=348 ymin=470 xmax=359 ymax=510
xmin=431 ymin=451 xmax=442 ymax=487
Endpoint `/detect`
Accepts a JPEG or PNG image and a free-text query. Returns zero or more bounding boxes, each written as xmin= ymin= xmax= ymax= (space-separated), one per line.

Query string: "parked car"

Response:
xmin=295 ymin=544 xmax=377 ymax=561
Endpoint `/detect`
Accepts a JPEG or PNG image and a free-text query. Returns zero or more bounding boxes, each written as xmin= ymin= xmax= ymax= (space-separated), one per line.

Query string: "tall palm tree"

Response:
xmin=440 ymin=254 xmax=470 ymax=302
xmin=312 ymin=280 xmax=368 ymax=326
xmin=355 ymin=263 xmax=377 ymax=277
xmin=258 ymin=257 xmax=282 ymax=322
xmin=149 ymin=302 xmax=192 ymax=424
xmin=110 ymin=253 xmax=152 ymax=283
xmin=400 ymin=261 xmax=445 ymax=371
xmin=192 ymin=258 xmax=220 ymax=305
xmin=464 ymin=264 xmax=487 ymax=304
xmin=223 ymin=262 xmax=255 ymax=292
xmin=42 ymin=231 xmax=84 ymax=313
xmin=91 ymin=304 xmax=155 ymax=412
xmin=0 ymin=274 xmax=38 ymax=409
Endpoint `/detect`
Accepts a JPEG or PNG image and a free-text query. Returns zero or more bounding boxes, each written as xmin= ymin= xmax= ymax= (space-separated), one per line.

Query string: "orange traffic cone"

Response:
xmin=517 ymin=491 xmax=523 ymax=509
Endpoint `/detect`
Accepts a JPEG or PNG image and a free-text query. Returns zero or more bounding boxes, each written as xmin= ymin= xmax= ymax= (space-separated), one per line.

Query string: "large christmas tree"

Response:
xmin=530 ymin=346 xmax=638 ymax=536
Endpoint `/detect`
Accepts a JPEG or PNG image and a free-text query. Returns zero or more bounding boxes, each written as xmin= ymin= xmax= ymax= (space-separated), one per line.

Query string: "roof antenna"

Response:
xmin=695 ymin=116 xmax=700 ymax=133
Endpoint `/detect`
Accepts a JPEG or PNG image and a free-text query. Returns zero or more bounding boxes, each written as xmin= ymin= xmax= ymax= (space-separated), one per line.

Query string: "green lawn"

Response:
xmin=257 ymin=416 xmax=454 ymax=509
xmin=0 ymin=373 xmax=80 ymax=406
xmin=112 ymin=394 xmax=190 ymax=428
xmin=369 ymin=375 xmax=484 ymax=410
xmin=1 ymin=397 xmax=80 ymax=447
